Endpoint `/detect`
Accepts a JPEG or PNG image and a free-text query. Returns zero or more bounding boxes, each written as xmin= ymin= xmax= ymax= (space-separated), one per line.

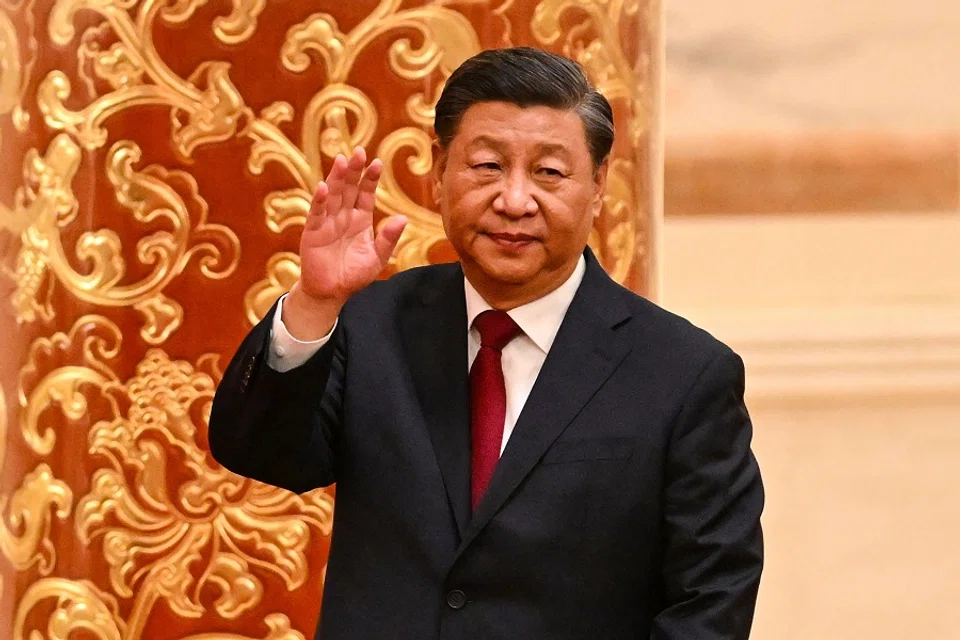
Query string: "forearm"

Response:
xmin=208 ymin=302 xmax=345 ymax=492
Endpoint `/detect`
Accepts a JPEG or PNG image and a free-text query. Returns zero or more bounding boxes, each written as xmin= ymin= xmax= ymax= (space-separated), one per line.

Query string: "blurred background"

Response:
xmin=661 ymin=2 xmax=960 ymax=638
xmin=0 ymin=0 xmax=957 ymax=638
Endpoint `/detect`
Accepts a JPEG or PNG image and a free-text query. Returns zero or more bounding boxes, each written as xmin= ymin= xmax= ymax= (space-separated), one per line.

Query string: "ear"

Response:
xmin=591 ymin=158 xmax=609 ymax=218
xmin=431 ymin=141 xmax=447 ymax=204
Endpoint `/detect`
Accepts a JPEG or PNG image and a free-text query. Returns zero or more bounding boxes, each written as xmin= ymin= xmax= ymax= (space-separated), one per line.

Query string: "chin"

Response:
xmin=473 ymin=255 xmax=540 ymax=285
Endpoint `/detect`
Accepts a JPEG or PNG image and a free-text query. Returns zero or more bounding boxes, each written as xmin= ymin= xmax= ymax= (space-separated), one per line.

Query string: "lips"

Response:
xmin=486 ymin=232 xmax=537 ymax=243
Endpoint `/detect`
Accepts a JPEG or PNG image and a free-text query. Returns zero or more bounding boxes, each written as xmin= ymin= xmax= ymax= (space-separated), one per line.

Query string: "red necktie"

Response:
xmin=470 ymin=310 xmax=522 ymax=511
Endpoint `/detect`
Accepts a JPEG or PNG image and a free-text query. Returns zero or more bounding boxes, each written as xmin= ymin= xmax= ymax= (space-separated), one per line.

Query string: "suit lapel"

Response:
xmin=400 ymin=264 xmax=472 ymax=538
xmin=457 ymin=250 xmax=633 ymax=554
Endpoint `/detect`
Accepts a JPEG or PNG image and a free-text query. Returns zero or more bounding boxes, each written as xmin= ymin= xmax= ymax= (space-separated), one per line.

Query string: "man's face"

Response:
xmin=434 ymin=101 xmax=607 ymax=306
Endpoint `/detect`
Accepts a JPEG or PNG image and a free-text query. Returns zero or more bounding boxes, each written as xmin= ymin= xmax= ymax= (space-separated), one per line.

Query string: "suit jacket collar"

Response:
xmin=457 ymin=247 xmax=633 ymax=552
xmin=401 ymin=248 xmax=633 ymax=546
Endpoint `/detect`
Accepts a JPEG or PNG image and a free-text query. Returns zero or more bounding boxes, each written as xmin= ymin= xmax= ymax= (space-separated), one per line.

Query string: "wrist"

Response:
xmin=282 ymin=282 xmax=344 ymax=341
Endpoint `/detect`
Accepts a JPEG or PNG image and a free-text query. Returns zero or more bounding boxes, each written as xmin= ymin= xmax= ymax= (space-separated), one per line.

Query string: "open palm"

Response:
xmin=299 ymin=148 xmax=407 ymax=304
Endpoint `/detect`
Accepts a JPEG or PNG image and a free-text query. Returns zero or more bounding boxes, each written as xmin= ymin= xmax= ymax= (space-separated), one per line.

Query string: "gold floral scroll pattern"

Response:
xmin=0 ymin=132 xmax=240 ymax=341
xmin=11 ymin=315 xmax=333 ymax=638
xmin=12 ymin=579 xmax=307 ymax=640
xmin=0 ymin=0 xmax=36 ymax=138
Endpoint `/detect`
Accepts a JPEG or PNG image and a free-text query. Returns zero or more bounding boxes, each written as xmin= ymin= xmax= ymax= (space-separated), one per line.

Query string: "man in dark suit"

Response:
xmin=209 ymin=47 xmax=763 ymax=639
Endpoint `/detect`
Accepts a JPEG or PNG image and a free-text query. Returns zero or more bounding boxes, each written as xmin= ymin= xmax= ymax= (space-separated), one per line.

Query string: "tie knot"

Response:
xmin=473 ymin=310 xmax=521 ymax=352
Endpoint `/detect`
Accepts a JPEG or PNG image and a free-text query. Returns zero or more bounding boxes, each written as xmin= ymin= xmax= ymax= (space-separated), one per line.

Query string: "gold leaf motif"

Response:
xmin=281 ymin=12 xmax=347 ymax=75
xmin=0 ymin=463 xmax=73 ymax=573
xmin=8 ymin=139 xmax=239 ymax=333
xmin=261 ymin=101 xmax=294 ymax=126
xmin=2 ymin=134 xmax=83 ymax=322
xmin=48 ymin=0 xmax=138 ymax=47
xmin=179 ymin=614 xmax=306 ymax=640
xmin=159 ymin=0 xmax=212 ymax=25
xmin=245 ymin=252 xmax=299 ymax=326
xmin=18 ymin=315 xmax=122 ymax=454
xmin=383 ymin=7 xmax=480 ymax=80
xmin=135 ymin=293 xmax=184 ymax=345
xmin=213 ymin=0 xmax=269 ymax=45
xmin=172 ymin=61 xmax=249 ymax=157
xmin=13 ymin=578 xmax=126 ymax=640
xmin=376 ymin=128 xmax=446 ymax=271
xmin=302 ymin=84 xmax=378 ymax=174
xmin=75 ymin=349 xmax=335 ymax=619
xmin=38 ymin=69 xmax=187 ymax=151
xmin=94 ymin=42 xmax=145 ymax=89
xmin=265 ymin=188 xmax=310 ymax=234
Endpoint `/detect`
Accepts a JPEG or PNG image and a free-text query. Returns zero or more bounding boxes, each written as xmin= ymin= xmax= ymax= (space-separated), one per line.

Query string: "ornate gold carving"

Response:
xmin=245 ymin=252 xmax=299 ymax=325
xmin=74 ymin=348 xmax=335 ymax=621
xmin=250 ymin=0 xmax=482 ymax=271
xmin=0 ymin=2 xmax=34 ymax=135
xmin=603 ymin=158 xmax=641 ymax=282
xmin=376 ymin=128 xmax=446 ymax=269
xmin=13 ymin=577 xmax=305 ymax=640
xmin=0 ymin=464 xmax=73 ymax=572
xmin=13 ymin=578 xmax=125 ymax=640
xmin=19 ymin=315 xmax=121 ymax=455
xmin=0 ymin=134 xmax=239 ymax=336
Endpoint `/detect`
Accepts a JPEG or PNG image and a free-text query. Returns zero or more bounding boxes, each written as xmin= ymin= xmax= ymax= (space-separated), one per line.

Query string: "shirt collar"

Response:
xmin=464 ymin=254 xmax=586 ymax=354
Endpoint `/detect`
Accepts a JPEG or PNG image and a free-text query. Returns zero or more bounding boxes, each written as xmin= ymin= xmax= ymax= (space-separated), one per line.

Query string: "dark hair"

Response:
xmin=434 ymin=47 xmax=615 ymax=170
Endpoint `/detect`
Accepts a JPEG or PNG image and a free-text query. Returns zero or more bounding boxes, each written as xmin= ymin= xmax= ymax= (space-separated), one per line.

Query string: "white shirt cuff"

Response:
xmin=267 ymin=294 xmax=338 ymax=372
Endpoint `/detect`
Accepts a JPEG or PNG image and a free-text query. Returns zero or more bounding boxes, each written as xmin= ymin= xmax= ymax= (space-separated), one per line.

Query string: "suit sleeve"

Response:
xmin=651 ymin=348 xmax=764 ymax=640
xmin=208 ymin=299 xmax=346 ymax=493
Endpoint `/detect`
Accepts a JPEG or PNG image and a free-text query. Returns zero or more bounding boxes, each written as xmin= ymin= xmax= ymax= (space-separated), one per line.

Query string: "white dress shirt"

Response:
xmin=268 ymin=256 xmax=587 ymax=455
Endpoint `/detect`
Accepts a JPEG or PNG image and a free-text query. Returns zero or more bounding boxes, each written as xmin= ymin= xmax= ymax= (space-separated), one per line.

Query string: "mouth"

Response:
xmin=485 ymin=232 xmax=538 ymax=249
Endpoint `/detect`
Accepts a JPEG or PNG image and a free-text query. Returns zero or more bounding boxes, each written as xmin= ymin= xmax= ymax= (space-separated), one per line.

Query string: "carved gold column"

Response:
xmin=0 ymin=0 xmax=661 ymax=637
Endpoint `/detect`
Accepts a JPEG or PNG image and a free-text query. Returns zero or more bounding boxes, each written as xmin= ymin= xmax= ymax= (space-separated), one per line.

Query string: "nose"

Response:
xmin=493 ymin=169 xmax=538 ymax=218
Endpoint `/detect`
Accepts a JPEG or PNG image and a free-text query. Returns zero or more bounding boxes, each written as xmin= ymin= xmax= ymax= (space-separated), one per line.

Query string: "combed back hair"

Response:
xmin=434 ymin=47 xmax=615 ymax=170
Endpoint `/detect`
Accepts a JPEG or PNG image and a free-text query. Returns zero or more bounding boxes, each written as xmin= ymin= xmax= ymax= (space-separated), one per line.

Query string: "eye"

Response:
xmin=538 ymin=167 xmax=565 ymax=178
xmin=473 ymin=162 xmax=500 ymax=171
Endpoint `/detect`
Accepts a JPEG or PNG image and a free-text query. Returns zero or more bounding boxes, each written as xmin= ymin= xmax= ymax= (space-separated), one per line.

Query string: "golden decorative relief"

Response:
xmin=603 ymin=158 xmax=641 ymax=283
xmin=376 ymin=127 xmax=446 ymax=270
xmin=13 ymin=577 xmax=304 ymax=640
xmin=0 ymin=1 xmax=34 ymax=136
xmin=1 ymin=134 xmax=239 ymax=336
xmin=13 ymin=578 xmax=126 ymax=640
xmin=11 ymin=313 xmax=332 ymax=633
xmin=74 ymin=348 xmax=334 ymax=622
xmin=134 ymin=293 xmax=184 ymax=344
xmin=246 ymin=0 xmax=482 ymax=272
xmin=245 ymin=252 xmax=299 ymax=325
xmin=18 ymin=314 xmax=121 ymax=455
xmin=0 ymin=463 xmax=73 ymax=573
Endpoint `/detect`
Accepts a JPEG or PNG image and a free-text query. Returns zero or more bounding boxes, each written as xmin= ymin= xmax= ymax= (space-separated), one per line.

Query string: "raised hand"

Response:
xmin=284 ymin=147 xmax=407 ymax=340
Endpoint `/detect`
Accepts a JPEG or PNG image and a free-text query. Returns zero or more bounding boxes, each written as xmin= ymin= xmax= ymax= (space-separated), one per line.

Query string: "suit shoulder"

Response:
xmin=616 ymin=286 xmax=736 ymax=364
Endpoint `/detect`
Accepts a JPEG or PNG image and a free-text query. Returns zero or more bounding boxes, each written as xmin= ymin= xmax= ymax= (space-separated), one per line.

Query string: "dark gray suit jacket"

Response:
xmin=208 ymin=249 xmax=764 ymax=639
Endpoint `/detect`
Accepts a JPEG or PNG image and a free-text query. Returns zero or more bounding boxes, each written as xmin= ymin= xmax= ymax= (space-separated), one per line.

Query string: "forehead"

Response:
xmin=452 ymin=102 xmax=588 ymax=155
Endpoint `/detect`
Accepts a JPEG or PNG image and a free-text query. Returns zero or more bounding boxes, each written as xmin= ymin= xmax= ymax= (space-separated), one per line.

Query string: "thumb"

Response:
xmin=375 ymin=216 xmax=408 ymax=266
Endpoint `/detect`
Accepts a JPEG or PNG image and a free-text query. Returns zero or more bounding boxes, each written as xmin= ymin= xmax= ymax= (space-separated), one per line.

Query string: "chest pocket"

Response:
xmin=540 ymin=436 xmax=635 ymax=465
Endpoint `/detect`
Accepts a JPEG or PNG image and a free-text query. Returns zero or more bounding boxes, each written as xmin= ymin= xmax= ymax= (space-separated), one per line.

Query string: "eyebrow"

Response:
xmin=467 ymin=136 xmax=573 ymax=158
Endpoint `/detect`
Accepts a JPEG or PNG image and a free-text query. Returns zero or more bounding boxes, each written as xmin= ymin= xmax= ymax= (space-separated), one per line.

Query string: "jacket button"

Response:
xmin=446 ymin=589 xmax=467 ymax=610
